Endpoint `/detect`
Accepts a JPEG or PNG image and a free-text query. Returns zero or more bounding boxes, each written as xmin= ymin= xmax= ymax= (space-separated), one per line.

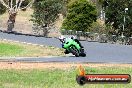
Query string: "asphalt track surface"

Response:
xmin=0 ymin=32 xmax=132 ymax=64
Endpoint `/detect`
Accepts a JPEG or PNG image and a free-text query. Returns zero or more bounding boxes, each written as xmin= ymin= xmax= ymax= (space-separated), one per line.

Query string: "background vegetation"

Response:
xmin=0 ymin=3 xmax=6 ymax=15
xmin=0 ymin=0 xmax=131 ymax=36
xmin=61 ymin=0 xmax=97 ymax=32
xmin=31 ymin=0 xmax=63 ymax=27
xmin=103 ymin=0 xmax=132 ymax=37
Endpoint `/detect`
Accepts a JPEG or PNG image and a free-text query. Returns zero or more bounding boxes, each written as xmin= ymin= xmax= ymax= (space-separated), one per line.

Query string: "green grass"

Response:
xmin=0 ymin=42 xmax=24 ymax=56
xmin=0 ymin=41 xmax=64 ymax=57
xmin=0 ymin=67 xmax=132 ymax=88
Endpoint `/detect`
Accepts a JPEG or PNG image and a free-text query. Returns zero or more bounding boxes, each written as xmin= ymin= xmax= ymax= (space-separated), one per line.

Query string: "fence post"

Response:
xmin=69 ymin=30 xmax=73 ymax=35
xmin=94 ymin=33 xmax=99 ymax=41
xmin=85 ymin=32 xmax=90 ymax=41
xmin=99 ymin=34 xmax=107 ymax=43
xmin=76 ymin=31 xmax=82 ymax=40
xmin=120 ymin=34 xmax=126 ymax=45
xmin=128 ymin=36 xmax=132 ymax=45
xmin=111 ymin=35 xmax=116 ymax=44
xmin=61 ymin=29 xmax=66 ymax=35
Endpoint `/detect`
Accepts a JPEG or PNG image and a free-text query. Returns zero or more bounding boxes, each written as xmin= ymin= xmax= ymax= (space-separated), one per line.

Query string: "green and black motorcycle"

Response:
xmin=63 ymin=38 xmax=86 ymax=57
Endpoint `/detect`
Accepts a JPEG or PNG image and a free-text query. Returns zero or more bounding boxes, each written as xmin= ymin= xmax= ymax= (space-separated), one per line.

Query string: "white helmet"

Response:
xmin=59 ymin=35 xmax=65 ymax=39
xmin=59 ymin=35 xmax=65 ymax=43
xmin=71 ymin=35 xmax=76 ymax=39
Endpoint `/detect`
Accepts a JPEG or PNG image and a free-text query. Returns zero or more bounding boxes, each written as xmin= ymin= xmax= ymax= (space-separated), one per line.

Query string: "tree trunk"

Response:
xmin=7 ymin=12 xmax=17 ymax=32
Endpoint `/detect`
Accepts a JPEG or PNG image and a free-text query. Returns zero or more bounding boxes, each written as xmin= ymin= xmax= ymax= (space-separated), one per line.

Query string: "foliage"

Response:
xmin=20 ymin=0 xmax=31 ymax=11
xmin=3 ymin=0 xmax=31 ymax=11
xmin=89 ymin=19 xmax=106 ymax=34
xmin=10 ymin=0 xmax=31 ymax=8
xmin=61 ymin=0 xmax=97 ymax=32
xmin=0 ymin=0 xmax=31 ymax=15
xmin=0 ymin=3 xmax=6 ymax=15
xmin=103 ymin=0 xmax=132 ymax=37
xmin=31 ymin=0 xmax=63 ymax=27
xmin=60 ymin=0 xmax=69 ymax=17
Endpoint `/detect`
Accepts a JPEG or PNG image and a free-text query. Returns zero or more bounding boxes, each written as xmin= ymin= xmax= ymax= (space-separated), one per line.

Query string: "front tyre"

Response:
xmin=64 ymin=49 xmax=70 ymax=54
xmin=69 ymin=46 xmax=79 ymax=57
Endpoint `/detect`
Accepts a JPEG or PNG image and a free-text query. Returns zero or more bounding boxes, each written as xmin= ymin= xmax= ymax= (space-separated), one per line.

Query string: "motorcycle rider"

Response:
xmin=71 ymin=36 xmax=84 ymax=48
xmin=59 ymin=35 xmax=66 ymax=48
xmin=59 ymin=35 xmax=84 ymax=54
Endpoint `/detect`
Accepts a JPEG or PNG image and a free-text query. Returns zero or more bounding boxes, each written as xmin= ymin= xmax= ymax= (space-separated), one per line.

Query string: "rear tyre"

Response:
xmin=80 ymin=53 xmax=86 ymax=57
xmin=79 ymin=48 xmax=86 ymax=57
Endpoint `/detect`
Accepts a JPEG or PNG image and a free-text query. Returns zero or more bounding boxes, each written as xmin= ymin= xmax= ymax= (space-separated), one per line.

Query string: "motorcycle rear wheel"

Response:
xmin=79 ymin=53 xmax=86 ymax=57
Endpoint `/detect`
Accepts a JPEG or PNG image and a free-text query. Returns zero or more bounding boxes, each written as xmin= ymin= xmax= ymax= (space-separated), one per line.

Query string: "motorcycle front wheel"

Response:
xmin=69 ymin=46 xmax=80 ymax=57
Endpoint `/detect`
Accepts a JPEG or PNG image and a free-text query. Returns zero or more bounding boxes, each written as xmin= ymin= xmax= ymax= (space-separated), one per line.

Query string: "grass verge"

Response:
xmin=0 ymin=40 xmax=64 ymax=57
xmin=0 ymin=66 xmax=131 ymax=88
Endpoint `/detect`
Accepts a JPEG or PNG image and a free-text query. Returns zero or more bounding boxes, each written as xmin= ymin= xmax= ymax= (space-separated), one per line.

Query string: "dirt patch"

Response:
xmin=0 ymin=62 xmax=132 ymax=70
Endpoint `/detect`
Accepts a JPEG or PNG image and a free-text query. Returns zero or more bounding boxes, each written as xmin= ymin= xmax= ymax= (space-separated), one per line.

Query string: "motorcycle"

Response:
xmin=62 ymin=38 xmax=86 ymax=57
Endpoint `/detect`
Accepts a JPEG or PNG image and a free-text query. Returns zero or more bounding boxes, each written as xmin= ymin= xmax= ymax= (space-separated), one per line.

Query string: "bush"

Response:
xmin=31 ymin=0 xmax=63 ymax=26
xmin=89 ymin=19 xmax=106 ymax=34
xmin=61 ymin=0 xmax=97 ymax=32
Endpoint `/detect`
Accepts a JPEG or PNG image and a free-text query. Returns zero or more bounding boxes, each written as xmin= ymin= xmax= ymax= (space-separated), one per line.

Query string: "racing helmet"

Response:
xmin=59 ymin=35 xmax=66 ymax=43
xmin=71 ymin=35 xmax=77 ymax=39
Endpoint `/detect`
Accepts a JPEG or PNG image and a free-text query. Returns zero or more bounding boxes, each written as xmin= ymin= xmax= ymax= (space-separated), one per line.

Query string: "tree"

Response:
xmin=103 ymin=0 xmax=132 ymax=37
xmin=31 ymin=0 xmax=63 ymax=36
xmin=0 ymin=0 xmax=34 ymax=32
xmin=20 ymin=0 xmax=32 ymax=11
xmin=61 ymin=0 xmax=75 ymax=17
xmin=61 ymin=0 xmax=97 ymax=32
